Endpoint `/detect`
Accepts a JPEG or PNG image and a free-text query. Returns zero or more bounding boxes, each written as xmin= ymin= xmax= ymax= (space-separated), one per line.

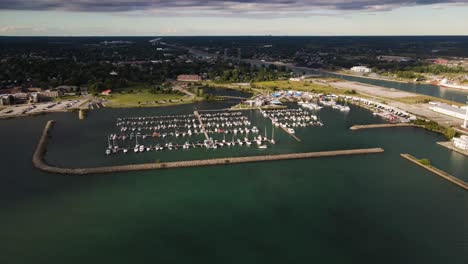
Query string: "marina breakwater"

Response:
xmin=401 ymin=154 xmax=468 ymax=191
xmin=350 ymin=123 xmax=422 ymax=130
xmin=33 ymin=120 xmax=384 ymax=175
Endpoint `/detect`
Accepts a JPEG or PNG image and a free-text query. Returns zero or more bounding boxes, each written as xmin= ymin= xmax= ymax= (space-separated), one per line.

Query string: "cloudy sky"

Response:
xmin=0 ymin=0 xmax=467 ymax=35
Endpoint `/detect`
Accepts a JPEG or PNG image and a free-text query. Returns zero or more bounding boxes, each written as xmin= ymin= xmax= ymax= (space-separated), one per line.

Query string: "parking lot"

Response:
xmin=0 ymin=99 xmax=88 ymax=118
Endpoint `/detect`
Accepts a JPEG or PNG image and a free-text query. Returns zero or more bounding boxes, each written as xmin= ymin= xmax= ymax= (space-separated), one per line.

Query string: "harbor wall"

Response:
xmin=401 ymin=153 xmax=468 ymax=191
xmin=33 ymin=120 xmax=385 ymax=175
xmin=350 ymin=123 xmax=422 ymax=130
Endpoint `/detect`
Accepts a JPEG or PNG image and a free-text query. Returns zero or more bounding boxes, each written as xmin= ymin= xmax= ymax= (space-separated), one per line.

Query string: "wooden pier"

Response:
xmin=33 ymin=120 xmax=384 ymax=175
xmin=279 ymin=125 xmax=301 ymax=142
xmin=350 ymin=123 xmax=421 ymax=130
xmin=401 ymin=154 xmax=468 ymax=191
xmin=259 ymin=107 xmax=302 ymax=142
xmin=194 ymin=110 xmax=210 ymax=141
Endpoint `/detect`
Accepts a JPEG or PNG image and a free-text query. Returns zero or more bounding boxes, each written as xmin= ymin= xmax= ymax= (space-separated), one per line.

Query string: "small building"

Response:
xmin=28 ymin=87 xmax=43 ymax=93
xmin=0 ymin=87 xmax=23 ymax=95
xmin=350 ymin=66 xmax=372 ymax=73
xmin=29 ymin=93 xmax=40 ymax=103
xmin=101 ymin=89 xmax=112 ymax=96
xmin=0 ymin=95 xmax=13 ymax=105
xmin=453 ymin=135 xmax=468 ymax=150
xmin=80 ymin=87 xmax=89 ymax=95
xmin=433 ymin=59 xmax=449 ymax=65
xmin=289 ymin=77 xmax=304 ymax=82
xmin=177 ymin=75 xmax=202 ymax=82
xmin=40 ymin=91 xmax=59 ymax=98
xmin=377 ymin=56 xmax=412 ymax=62
xmin=55 ymin=85 xmax=78 ymax=95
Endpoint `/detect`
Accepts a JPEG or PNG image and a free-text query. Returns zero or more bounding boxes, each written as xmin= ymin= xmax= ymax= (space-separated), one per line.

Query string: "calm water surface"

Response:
xmin=0 ymin=101 xmax=467 ymax=264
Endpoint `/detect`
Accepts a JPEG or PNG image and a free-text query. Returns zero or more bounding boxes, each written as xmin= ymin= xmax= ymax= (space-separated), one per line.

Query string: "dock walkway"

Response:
xmin=33 ymin=120 xmax=384 ymax=175
xmin=194 ymin=111 xmax=210 ymax=141
xmin=279 ymin=125 xmax=301 ymax=142
xmin=401 ymin=154 xmax=468 ymax=191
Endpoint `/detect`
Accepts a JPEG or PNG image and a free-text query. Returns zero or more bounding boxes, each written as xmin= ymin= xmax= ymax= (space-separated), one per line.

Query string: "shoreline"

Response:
xmin=437 ymin=141 xmax=468 ymax=157
xmin=33 ymin=120 xmax=384 ymax=175
xmin=321 ymin=70 xmax=421 ymax=85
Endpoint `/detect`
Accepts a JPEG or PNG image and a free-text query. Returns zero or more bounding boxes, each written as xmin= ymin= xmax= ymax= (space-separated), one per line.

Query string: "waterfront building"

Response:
xmin=453 ymin=135 xmax=468 ymax=150
xmin=289 ymin=77 xmax=305 ymax=82
xmin=101 ymin=90 xmax=112 ymax=96
xmin=350 ymin=66 xmax=372 ymax=73
xmin=0 ymin=95 xmax=13 ymax=105
xmin=430 ymin=103 xmax=468 ymax=120
xmin=177 ymin=75 xmax=202 ymax=82
xmin=377 ymin=56 xmax=412 ymax=62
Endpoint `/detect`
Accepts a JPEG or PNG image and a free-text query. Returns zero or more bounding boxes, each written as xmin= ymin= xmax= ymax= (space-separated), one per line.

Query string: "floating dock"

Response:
xmin=33 ymin=120 xmax=384 ymax=175
xmin=401 ymin=153 xmax=468 ymax=191
xmin=350 ymin=123 xmax=421 ymax=130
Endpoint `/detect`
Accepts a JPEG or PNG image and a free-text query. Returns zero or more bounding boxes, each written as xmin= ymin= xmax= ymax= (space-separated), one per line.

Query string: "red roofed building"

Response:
xmin=101 ymin=89 xmax=112 ymax=95
xmin=177 ymin=74 xmax=202 ymax=82
xmin=433 ymin=59 xmax=449 ymax=65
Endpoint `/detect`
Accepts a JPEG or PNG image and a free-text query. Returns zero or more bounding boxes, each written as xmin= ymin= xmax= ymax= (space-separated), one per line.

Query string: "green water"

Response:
xmin=0 ymin=101 xmax=467 ymax=264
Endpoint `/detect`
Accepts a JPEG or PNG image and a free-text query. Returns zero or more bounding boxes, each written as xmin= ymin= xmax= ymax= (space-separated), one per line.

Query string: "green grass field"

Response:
xmin=104 ymin=91 xmax=191 ymax=108
xmin=253 ymin=80 xmax=348 ymax=94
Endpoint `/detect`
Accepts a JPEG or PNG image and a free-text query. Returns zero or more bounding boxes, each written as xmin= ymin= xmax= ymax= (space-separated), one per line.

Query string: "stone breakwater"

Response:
xmin=350 ymin=123 xmax=422 ymax=130
xmin=401 ymin=154 xmax=468 ymax=191
xmin=33 ymin=120 xmax=385 ymax=175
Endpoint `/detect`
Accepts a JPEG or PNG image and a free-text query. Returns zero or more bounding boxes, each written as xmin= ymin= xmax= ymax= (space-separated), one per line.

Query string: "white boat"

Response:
xmin=258 ymin=145 xmax=268 ymax=149
xmin=105 ymin=149 xmax=111 ymax=155
xmin=340 ymin=106 xmax=350 ymax=112
xmin=439 ymin=78 xmax=468 ymax=91
xmin=287 ymin=128 xmax=295 ymax=134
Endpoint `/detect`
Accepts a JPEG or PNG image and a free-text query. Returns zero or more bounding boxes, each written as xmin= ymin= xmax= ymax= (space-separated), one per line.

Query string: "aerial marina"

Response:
xmin=106 ymin=110 xmax=287 ymax=155
xmin=1 ymin=33 xmax=468 ymax=264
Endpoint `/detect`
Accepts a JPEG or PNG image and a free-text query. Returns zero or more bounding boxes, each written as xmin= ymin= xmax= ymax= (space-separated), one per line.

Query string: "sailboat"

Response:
xmin=133 ymin=135 xmax=140 ymax=153
xmin=270 ymin=125 xmax=276 ymax=144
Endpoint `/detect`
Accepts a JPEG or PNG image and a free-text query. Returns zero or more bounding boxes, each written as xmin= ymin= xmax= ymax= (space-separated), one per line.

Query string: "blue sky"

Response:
xmin=0 ymin=1 xmax=467 ymax=36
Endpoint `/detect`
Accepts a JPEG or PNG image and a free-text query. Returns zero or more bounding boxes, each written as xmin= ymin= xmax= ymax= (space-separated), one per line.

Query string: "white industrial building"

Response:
xmin=453 ymin=135 xmax=468 ymax=150
xmin=350 ymin=66 xmax=372 ymax=73
xmin=430 ymin=103 xmax=468 ymax=120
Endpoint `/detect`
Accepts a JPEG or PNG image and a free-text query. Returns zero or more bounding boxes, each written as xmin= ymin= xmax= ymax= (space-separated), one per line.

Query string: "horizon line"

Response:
xmin=1 ymin=34 xmax=468 ymax=38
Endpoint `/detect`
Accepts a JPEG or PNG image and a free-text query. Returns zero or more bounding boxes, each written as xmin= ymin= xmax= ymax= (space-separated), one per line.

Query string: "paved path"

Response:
xmin=173 ymin=85 xmax=196 ymax=98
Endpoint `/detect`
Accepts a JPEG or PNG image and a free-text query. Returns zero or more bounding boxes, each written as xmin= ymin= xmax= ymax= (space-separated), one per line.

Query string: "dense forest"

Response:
xmin=0 ymin=37 xmax=291 ymax=93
